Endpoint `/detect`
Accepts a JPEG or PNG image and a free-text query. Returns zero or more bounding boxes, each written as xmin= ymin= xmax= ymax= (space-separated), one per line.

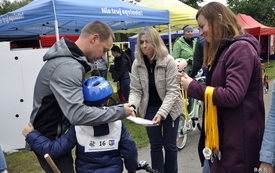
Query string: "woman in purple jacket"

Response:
xmin=176 ymin=2 xmax=265 ymax=173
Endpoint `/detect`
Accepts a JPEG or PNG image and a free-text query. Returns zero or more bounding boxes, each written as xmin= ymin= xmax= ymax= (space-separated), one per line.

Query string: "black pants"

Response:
xmin=34 ymin=151 xmax=75 ymax=173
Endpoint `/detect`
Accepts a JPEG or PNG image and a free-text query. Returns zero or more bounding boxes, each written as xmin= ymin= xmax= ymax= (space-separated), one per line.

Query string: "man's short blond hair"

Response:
xmin=81 ymin=21 xmax=115 ymax=41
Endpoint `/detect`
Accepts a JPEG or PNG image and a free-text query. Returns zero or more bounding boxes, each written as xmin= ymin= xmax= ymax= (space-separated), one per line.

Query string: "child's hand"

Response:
xmin=22 ymin=122 xmax=34 ymax=137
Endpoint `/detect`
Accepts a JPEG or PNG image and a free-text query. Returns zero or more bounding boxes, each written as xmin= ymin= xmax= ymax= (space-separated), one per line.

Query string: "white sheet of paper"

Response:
xmin=126 ymin=116 xmax=159 ymax=126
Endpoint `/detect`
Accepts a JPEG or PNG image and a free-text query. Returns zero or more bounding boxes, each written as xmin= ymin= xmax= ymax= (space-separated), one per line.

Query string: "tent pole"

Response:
xmin=54 ymin=20 xmax=59 ymax=41
xmin=267 ymin=35 xmax=271 ymax=64
xmin=39 ymin=39 xmax=42 ymax=48
xmin=168 ymin=24 xmax=172 ymax=54
xmin=52 ymin=0 xmax=60 ymax=42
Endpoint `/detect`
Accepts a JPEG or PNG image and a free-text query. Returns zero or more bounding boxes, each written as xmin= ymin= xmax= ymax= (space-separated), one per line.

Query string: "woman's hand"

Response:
xmin=259 ymin=162 xmax=275 ymax=173
xmin=152 ymin=114 xmax=162 ymax=124
xmin=176 ymin=73 xmax=193 ymax=90
xmin=22 ymin=122 xmax=34 ymax=137
xmin=176 ymin=73 xmax=182 ymax=85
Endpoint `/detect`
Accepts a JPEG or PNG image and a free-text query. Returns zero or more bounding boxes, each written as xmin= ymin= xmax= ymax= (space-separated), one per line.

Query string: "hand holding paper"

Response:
xmin=126 ymin=116 xmax=159 ymax=126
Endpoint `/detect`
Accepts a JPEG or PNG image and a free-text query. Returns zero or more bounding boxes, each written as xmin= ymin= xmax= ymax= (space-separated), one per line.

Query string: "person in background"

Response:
xmin=110 ymin=45 xmax=131 ymax=102
xmin=23 ymin=76 xmax=138 ymax=173
xmin=177 ymin=2 xmax=265 ymax=172
xmin=172 ymin=25 xmax=197 ymax=73
xmin=189 ymin=36 xmax=206 ymax=78
xmin=95 ymin=54 xmax=108 ymax=80
xmin=0 ymin=146 xmax=7 ymax=173
xmin=186 ymin=36 xmax=206 ymax=121
xmin=259 ymin=80 xmax=275 ymax=173
xmin=91 ymin=69 xmax=101 ymax=77
xmin=28 ymin=21 xmax=135 ymax=173
xmin=123 ymin=43 xmax=133 ymax=63
xmin=129 ymin=26 xmax=182 ymax=173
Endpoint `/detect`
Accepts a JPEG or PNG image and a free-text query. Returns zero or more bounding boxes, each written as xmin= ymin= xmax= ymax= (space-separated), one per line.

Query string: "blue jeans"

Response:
xmin=98 ymin=69 xmax=107 ymax=80
xmin=202 ymin=159 xmax=210 ymax=173
xmin=260 ymin=80 xmax=275 ymax=165
xmin=0 ymin=146 xmax=7 ymax=170
xmin=145 ymin=106 xmax=179 ymax=173
xmin=119 ymin=78 xmax=130 ymax=102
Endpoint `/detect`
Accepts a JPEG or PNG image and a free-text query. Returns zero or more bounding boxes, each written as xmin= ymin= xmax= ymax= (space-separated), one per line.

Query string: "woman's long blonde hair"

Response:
xmin=135 ymin=26 xmax=168 ymax=62
xmin=196 ymin=2 xmax=244 ymax=66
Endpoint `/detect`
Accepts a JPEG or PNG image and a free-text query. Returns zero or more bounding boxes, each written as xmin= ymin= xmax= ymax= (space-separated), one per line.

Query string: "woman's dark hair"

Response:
xmin=111 ymin=45 xmax=122 ymax=53
xmin=111 ymin=45 xmax=132 ymax=72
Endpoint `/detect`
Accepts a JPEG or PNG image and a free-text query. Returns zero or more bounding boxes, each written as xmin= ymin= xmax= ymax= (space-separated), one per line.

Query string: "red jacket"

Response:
xmin=188 ymin=34 xmax=265 ymax=173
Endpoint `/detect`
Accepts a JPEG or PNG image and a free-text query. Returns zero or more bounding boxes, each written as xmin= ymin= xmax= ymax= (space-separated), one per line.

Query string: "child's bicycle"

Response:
xmin=175 ymin=58 xmax=206 ymax=150
xmin=261 ymin=63 xmax=273 ymax=94
xmin=176 ymin=74 xmax=205 ymax=150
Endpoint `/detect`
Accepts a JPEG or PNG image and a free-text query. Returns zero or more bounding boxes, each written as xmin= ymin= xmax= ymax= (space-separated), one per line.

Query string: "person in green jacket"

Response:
xmin=172 ymin=25 xmax=197 ymax=73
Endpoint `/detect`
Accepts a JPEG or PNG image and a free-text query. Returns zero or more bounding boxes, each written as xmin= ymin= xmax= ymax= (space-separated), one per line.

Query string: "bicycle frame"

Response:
xmin=261 ymin=65 xmax=273 ymax=94
xmin=176 ymin=75 xmax=205 ymax=150
xmin=182 ymin=98 xmax=203 ymax=131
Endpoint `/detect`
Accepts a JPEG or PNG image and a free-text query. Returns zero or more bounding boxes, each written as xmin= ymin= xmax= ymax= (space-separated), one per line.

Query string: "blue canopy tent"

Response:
xmin=0 ymin=0 xmax=169 ymax=41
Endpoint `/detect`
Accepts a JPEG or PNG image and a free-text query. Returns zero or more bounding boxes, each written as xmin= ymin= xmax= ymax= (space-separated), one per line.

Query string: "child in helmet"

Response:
xmin=22 ymin=76 xmax=138 ymax=173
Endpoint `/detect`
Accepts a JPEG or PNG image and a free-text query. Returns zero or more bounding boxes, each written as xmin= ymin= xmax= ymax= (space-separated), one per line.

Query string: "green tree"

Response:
xmin=179 ymin=0 xmax=204 ymax=9
xmin=228 ymin=0 xmax=275 ymax=27
xmin=0 ymin=0 xmax=32 ymax=15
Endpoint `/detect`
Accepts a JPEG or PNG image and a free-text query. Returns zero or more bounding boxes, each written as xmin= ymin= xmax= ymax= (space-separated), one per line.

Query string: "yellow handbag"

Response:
xmin=110 ymin=81 xmax=119 ymax=93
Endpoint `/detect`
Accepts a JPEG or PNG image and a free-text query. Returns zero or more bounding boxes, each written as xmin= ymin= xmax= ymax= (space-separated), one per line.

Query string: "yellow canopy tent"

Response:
xmin=137 ymin=0 xmax=198 ymax=32
xmin=119 ymin=0 xmax=198 ymax=33
xmin=119 ymin=0 xmax=198 ymax=53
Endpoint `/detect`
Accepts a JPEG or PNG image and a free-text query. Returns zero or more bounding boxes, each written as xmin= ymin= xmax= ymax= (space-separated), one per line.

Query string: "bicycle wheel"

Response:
xmin=197 ymin=101 xmax=204 ymax=131
xmin=176 ymin=116 xmax=188 ymax=150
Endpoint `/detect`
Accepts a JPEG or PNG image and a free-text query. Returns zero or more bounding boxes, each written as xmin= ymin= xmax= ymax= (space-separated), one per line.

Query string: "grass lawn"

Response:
xmin=263 ymin=59 xmax=275 ymax=80
xmin=4 ymin=59 xmax=275 ymax=173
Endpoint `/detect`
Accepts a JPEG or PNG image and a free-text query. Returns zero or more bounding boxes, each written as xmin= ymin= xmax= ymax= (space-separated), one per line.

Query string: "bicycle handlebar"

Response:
xmin=262 ymin=65 xmax=273 ymax=70
xmin=195 ymin=76 xmax=206 ymax=82
xmin=136 ymin=160 xmax=160 ymax=173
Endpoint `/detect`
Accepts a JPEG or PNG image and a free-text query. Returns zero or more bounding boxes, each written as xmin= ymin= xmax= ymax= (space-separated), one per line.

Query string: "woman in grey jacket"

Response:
xmin=129 ymin=26 xmax=183 ymax=173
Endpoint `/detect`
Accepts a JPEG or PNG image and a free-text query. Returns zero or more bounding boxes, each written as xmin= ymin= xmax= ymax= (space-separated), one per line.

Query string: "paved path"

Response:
xmin=124 ymin=80 xmax=274 ymax=173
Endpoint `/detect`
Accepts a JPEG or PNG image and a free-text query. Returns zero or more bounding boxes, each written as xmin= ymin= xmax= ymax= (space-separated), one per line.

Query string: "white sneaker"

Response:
xmin=0 ymin=169 xmax=8 ymax=173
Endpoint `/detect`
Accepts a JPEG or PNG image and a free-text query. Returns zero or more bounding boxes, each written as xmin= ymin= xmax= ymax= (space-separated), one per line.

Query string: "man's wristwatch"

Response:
xmin=130 ymin=104 xmax=136 ymax=114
